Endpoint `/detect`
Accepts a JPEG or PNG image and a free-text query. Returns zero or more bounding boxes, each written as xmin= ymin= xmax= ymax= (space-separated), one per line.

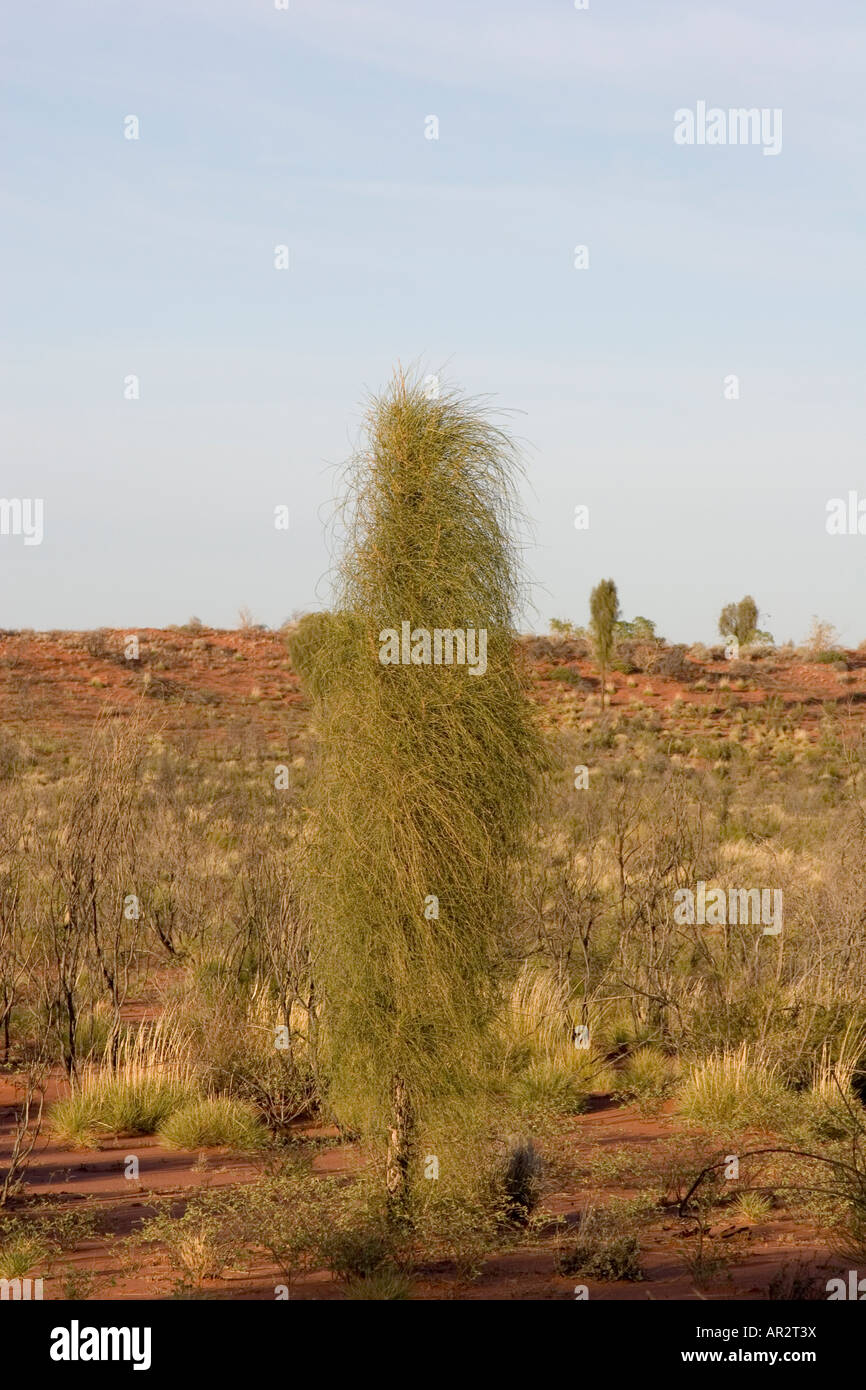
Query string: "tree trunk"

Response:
xmin=385 ymin=1074 xmax=413 ymax=1221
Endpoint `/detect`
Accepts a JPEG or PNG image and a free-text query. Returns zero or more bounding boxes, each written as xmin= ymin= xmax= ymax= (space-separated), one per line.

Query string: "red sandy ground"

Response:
xmin=0 ymin=627 xmax=864 ymax=755
xmin=0 ymin=1078 xmax=834 ymax=1302
xmin=0 ymin=627 xmax=850 ymax=1299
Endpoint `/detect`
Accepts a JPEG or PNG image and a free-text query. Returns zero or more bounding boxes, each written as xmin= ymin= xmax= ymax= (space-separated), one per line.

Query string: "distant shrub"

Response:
xmin=648 ymin=645 xmax=694 ymax=682
xmin=804 ymin=616 xmax=840 ymax=655
xmin=83 ymin=629 xmax=110 ymax=659
xmin=718 ymin=596 xmax=767 ymax=647
xmin=525 ymin=634 xmax=588 ymax=661
xmin=542 ymin=667 xmax=585 ymax=685
xmin=614 ymin=616 xmax=659 ymax=643
xmin=550 ymin=618 xmax=588 ymax=641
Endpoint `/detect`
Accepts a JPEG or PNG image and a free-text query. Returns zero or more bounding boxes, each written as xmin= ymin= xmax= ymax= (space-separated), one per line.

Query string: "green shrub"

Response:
xmin=50 ymin=1075 xmax=196 ymax=1147
xmin=614 ymin=1046 xmax=678 ymax=1111
xmin=158 ymin=1097 xmax=268 ymax=1151
xmin=0 ymin=1233 xmax=50 ymax=1279
xmin=556 ymin=1223 xmax=644 ymax=1284
xmin=221 ymin=1166 xmax=338 ymax=1290
xmin=542 ymin=667 xmax=583 ymax=685
xmin=133 ymin=1194 xmax=245 ymax=1286
xmin=732 ymin=1191 xmax=773 ymax=1224
xmin=0 ymin=1211 xmax=96 ymax=1279
xmin=678 ymin=1049 xmax=795 ymax=1133
xmin=322 ymin=1223 xmax=399 ymax=1283
xmin=343 ymin=1270 xmax=413 ymax=1300
xmin=511 ymin=1061 xmax=589 ymax=1115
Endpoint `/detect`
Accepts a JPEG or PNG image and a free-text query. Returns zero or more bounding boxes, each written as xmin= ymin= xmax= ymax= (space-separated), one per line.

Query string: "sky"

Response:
xmin=2 ymin=0 xmax=865 ymax=643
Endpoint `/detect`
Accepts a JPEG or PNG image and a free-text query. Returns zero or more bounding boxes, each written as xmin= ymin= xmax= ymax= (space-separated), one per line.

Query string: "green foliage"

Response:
xmin=133 ymin=1192 xmax=246 ymax=1287
xmin=157 ymin=1097 xmax=268 ymax=1151
xmin=614 ymin=615 xmax=658 ymax=642
xmin=732 ymin=1191 xmax=773 ymax=1223
xmin=218 ymin=1163 xmax=340 ymax=1289
xmin=589 ymin=579 xmax=620 ymax=670
xmin=550 ymin=618 xmax=587 ymax=640
xmin=614 ymin=1046 xmax=679 ymax=1112
xmin=296 ymin=370 xmax=546 ymax=1148
xmin=318 ymin=1177 xmax=408 ymax=1281
xmin=50 ymin=1076 xmax=196 ymax=1147
xmin=0 ymin=1232 xmax=51 ymax=1278
xmin=287 ymin=611 xmax=359 ymax=705
xmin=0 ymin=1210 xmax=96 ymax=1279
xmin=589 ymin=579 xmax=620 ymax=708
xmin=677 ymin=1049 xmax=796 ymax=1133
xmin=510 ymin=1060 xmax=590 ymax=1116
xmin=718 ymin=595 xmax=764 ymax=646
xmin=556 ymin=1208 xmax=644 ymax=1281
xmin=541 ymin=667 xmax=583 ymax=684
xmin=343 ymin=1269 xmax=413 ymax=1299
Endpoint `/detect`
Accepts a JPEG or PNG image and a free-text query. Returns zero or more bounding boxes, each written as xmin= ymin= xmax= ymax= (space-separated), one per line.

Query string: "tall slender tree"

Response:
xmin=589 ymin=578 xmax=620 ymax=711
xmin=291 ymin=370 xmax=545 ymax=1217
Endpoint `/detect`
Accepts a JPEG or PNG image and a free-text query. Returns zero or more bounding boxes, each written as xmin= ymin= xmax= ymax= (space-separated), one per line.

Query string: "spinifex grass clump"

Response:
xmin=294 ymin=370 xmax=545 ymax=1213
xmin=48 ymin=1019 xmax=198 ymax=1147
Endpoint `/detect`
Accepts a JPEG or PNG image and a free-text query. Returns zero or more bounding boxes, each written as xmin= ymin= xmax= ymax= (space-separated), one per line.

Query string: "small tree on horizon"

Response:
xmin=718 ymin=595 xmax=761 ymax=647
xmin=589 ymin=578 xmax=620 ymax=710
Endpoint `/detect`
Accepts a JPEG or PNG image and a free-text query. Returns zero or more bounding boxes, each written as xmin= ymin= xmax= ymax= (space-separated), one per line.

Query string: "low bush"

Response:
xmin=158 ymin=1097 xmax=268 ymax=1151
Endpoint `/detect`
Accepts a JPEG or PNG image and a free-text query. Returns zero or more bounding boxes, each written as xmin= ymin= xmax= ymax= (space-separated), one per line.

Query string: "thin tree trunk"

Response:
xmin=385 ymin=1074 xmax=413 ymax=1221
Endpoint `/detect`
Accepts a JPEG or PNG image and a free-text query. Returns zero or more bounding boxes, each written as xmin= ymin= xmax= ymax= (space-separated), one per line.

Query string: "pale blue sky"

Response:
xmin=2 ymin=0 xmax=865 ymax=642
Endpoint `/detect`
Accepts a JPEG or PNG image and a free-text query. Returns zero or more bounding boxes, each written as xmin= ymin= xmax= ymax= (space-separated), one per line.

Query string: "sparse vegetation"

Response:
xmin=2 ymin=376 xmax=865 ymax=1304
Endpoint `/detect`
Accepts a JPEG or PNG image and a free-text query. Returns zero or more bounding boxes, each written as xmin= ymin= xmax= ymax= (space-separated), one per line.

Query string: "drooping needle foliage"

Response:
xmin=292 ymin=370 xmax=546 ymax=1185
